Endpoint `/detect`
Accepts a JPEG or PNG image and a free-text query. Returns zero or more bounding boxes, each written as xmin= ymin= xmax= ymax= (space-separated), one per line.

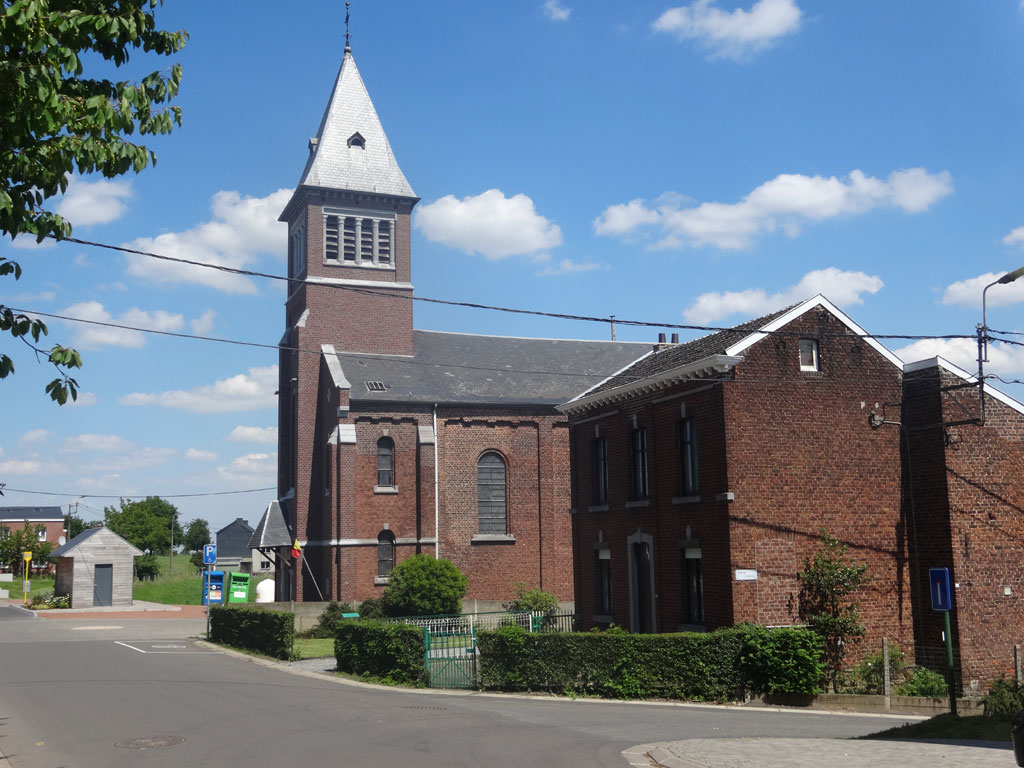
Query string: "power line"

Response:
xmin=2 ymin=486 xmax=275 ymax=500
xmin=52 ymin=234 xmax=976 ymax=343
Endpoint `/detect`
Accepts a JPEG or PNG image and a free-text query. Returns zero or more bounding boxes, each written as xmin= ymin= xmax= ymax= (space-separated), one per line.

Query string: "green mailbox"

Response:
xmin=226 ymin=572 xmax=251 ymax=603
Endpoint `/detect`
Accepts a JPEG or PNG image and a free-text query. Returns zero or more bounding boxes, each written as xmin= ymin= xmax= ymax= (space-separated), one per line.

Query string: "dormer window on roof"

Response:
xmin=347 ymin=132 xmax=366 ymax=149
xmin=365 ymin=380 xmax=387 ymax=392
xmin=324 ymin=206 xmax=394 ymax=269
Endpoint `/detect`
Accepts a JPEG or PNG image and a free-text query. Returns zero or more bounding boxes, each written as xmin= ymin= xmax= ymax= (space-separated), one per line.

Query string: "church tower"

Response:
xmin=276 ymin=40 xmax=418 ymax=599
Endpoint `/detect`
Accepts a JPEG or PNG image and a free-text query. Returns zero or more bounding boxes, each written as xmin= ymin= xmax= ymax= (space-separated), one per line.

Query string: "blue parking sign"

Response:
xmin=203 ymin=544 xmax=217 ymax=565
xmin=929 ymin=567 xmax=952 ymax=611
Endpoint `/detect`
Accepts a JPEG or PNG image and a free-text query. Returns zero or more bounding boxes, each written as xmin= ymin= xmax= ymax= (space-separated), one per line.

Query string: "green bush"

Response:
xmin=504 ymin=586 xmax=560 ymax=630
xmin=478 ymin=626 xmax=750 ymax=701
xmin=306 ymin=601 xmax=355 ymax=639
xmin=381 ymin=555 xmax=467 ymax=617
xmin=134 ymin=554 xmax=160 ymax=581
xmin=845 ymin=646 xmax=905 ymax=695
xmin=896 ymin=667 xmax=948 ymax=697
xmin=209 ymin=605 xmax=295 ymax=660
xmin=358 ymin=597 xmax=385 ymax=619
xmin=334 ymin=620 xmax=428 ymax=685
xmin=738 ymin=625 xmax=825 ymax=695
xmin=984 ymin=677 xmax=1024 ymax=717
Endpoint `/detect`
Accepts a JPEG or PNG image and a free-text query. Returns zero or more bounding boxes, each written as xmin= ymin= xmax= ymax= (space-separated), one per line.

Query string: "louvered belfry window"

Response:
xmin=324 ymin=209 xmax=396 ymax=268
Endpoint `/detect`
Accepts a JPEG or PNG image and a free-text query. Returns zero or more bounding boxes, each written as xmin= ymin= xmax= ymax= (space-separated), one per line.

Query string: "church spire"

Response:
xmin=295 ymin=15 xmax=414 ymax=199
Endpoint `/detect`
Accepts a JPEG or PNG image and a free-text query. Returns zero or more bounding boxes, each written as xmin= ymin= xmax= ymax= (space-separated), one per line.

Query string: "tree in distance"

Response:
xmin=0 ymin=0 xmax=187 ymax=403
xmin=103 ymin=496 xmax=181 ymax=555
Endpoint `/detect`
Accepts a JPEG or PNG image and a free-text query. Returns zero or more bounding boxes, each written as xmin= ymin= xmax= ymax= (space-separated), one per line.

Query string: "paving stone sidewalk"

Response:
xmin=623 ymin=738 xmax=1015 ymax=768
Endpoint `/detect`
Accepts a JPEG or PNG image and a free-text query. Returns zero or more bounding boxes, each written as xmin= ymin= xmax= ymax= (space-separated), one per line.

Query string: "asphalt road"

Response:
xmin=0 ymin=611 xmax=919 ymax=768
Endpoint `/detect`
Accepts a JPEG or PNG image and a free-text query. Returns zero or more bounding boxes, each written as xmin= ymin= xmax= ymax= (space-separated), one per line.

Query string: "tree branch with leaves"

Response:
xmin=0 ymin=0 xmax=186 ymax=403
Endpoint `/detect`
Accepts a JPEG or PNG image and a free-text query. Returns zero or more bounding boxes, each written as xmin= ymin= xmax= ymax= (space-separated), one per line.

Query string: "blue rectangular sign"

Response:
xmin=203 ymin=544 xmax=217 ymax=565
xmin=929 ymin=567 xmax=952 ymax=611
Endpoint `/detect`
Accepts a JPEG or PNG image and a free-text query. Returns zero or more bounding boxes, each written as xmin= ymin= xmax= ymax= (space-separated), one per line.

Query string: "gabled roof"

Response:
xmin=249 ymin=500 xmax=292 ymax=550
xmin=324 ymin=330 xmax=650 ymax=407
xmin=295 ymin=50 xmax=415 ymax=199
xmin=216 ymin=518 xmax=253 ymax=536
xmin=0 ymin=506 xmax=64 ymax=522
xmin=904 ymin=355 xmax=1024 ymax=416
xmin=50 ymin=526 xmax=143 ymax=558
xmin=558 ymin=295 xmax=903 ymax=415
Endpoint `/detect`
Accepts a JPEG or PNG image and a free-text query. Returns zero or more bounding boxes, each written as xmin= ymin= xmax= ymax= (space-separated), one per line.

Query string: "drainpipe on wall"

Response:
xmin=433 ymin=404 xmax=440 ymax=559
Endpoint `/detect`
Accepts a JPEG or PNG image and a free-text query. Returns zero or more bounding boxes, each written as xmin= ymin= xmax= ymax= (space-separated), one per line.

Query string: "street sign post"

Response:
xmin=929 ymin=567 xmax=957 ymax=716
xmin=203 ymin=544 xmax=216 ymax=639
xmin=22 ymin=552 xmax=31 ymax=604
xmin=203 ymin=544 xmax=217 ymax=565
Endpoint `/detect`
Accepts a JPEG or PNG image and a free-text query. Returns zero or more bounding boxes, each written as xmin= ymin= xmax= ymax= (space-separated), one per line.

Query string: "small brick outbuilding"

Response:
xmin=51 ymin=527 xmax=143 ymax=608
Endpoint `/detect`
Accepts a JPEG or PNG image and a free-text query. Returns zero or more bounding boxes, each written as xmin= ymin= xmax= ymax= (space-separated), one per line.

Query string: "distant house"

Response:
xmin=51 ymin=527 xmax=143 ymax=608
xmin=0 ymin=506 xmax=66 ymax=548
xmin=216 ymin=518 xmax=276 ymax=574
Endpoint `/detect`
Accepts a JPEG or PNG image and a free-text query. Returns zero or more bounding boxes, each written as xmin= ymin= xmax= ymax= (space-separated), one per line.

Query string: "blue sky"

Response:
xmin=3 ymin=0 xmax=1024 ymax=534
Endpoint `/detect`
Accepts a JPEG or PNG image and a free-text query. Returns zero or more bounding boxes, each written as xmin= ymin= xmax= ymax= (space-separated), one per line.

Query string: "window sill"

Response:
xmin=625 ymin=499 xmax=650 ymax=509
xmin=471 ymin=534 xmax=516 ymax=545
xmin=374 ymin=576 xmax=390 ymax=586
xmin=587 ymin=504 xmax=609 ymax=513
xmin=672 ymin=495 xmax=700 ymax=505
xmin=324 ymin=260 xmax=396 ymax=271
xmin=373 ymin=485 xmax=399 ymax=495
xmin=593 ymin=614 xmax=614 ymax=624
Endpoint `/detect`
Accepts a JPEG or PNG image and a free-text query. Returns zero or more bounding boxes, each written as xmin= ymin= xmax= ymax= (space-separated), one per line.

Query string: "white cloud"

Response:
xmin=684 ymin=268 xmax=884 ymax=324
xmin=124 ymin=188 xmax=292 ymax=294
xmin=942 ymin=271 xmax=1024 ymax=310
xmin=55 ymin=177 xmax=132 ymax=227
xmin=81 ymin=446 xmax=175 ymax=471
xmin=19 ymin=429 xmax=54 ymax=448
xmin=217 ymin=452 xmax=277 ymax=484
xmin=67 ymin=392 xmax=98 ymax=407
xmin=895 ymin=338 xmax=1024 ymax=379
xmin=227 ymin=426 xmax=278 ymax=444
xmin=415 ymin=189 xmax=563 ymax=260
xmin=120 ymin=365 xmax=278 ymax=413
xmin=59 ymin=301 xmax=183 ymax=349
xmin=536 ymin=258 xmax=607 ymax=277
xmin=597 ymin=168 xmax=953 ymax=250
xmin=60 ymin=434 xmax=134 ymax=454
xmin=10 ymin=234 xmax=55 ymax=250
xmin=6 ymin=290 xmax=56 ymax=303
xmin=191 ymin=309 xmax=216 ymax=335
xmin=542 ymin=0 xmax=571 ymax=21
xmin=593 ymin=199 xmax=662 ymax=236
xmin=0 ymin=460 xmax=44 ymax=474
xmin=653 ymin=0 xmax=802 ymax=61
xmin=185 ymin=448 xmax=218 ymax=462
xmin=1004 ymin=226 xmax=1024 ymax=248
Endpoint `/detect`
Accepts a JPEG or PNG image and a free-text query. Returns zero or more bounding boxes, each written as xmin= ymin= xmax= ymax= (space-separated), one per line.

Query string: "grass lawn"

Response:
xmin=293 ymin=638 xmax=335 ymax=659
xmin=863 ymin=713 xmax=1011 ymax=743
xmin=4 ymin=575 xmax=55 ymax=602
xmin=132 ymin=556 xmax=272 ymax=605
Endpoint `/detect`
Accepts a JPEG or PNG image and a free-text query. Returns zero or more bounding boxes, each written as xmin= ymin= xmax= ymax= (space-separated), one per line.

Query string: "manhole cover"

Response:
xmin=114 ymin=736 xmax=186 ymax=750
xmin=400 ymin=705 xmax=446 ymax=711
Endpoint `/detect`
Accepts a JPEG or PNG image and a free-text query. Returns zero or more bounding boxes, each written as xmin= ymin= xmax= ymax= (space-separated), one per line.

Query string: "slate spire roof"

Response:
xmin=297 ymin=49 xmax=415 ymax=198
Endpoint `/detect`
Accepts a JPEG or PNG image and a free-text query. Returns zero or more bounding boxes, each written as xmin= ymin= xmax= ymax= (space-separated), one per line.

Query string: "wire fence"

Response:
xmin=390 ymin=610 xmax=576 ymax=635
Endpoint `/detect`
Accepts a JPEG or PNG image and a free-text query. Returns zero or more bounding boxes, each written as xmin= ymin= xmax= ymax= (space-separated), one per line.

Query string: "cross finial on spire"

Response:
xmin=345 ymin=1 xmax=351 ymax=53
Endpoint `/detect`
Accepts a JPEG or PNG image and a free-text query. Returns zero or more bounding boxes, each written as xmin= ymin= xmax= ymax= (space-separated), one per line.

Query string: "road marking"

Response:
xmin=72 ymin=626 xmax=124 ymax=630
xmin=115 ymin=640 xmax=214 ymax=654
xmin=115 ymin=641 xmax=147 ymax=653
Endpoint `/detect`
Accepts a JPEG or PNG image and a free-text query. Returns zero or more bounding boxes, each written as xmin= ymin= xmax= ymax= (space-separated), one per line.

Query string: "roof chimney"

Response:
xmin=671 ymin=332 xmax=679 ymax=344
xmin=658 ymin=332 xmax=667 ymax=343
xmin=653 ymin=331 xmax=679 ymax=353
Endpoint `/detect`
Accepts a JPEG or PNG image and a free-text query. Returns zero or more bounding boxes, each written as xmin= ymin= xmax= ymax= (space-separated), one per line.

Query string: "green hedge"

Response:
xmin=477 ymin=625 xmax=823 ymax=700
xmin=334 ymin=620 xmax=428 ymax=685
xmin=209 ymin=605 xmax=295 ymax=660
xmin=738 ymin=624 xmax=825 ymax=695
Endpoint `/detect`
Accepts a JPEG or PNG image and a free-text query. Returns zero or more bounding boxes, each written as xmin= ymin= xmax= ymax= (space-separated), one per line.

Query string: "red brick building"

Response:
xmin=559 ymin=297 xmax=915 ymax=651
xmin=904 ymin=356 xmax=1024 ymax=692
xmin=255 ymin=45 xmax=646 ymax=606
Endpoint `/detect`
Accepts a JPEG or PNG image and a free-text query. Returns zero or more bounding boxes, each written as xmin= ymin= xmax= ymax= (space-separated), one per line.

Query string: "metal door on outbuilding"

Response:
xmin=93 ymin=564 xmax=113 ymax=606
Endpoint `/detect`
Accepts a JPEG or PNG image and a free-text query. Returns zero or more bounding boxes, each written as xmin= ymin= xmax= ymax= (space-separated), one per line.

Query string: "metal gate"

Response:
xmin=424 ymin=627 xmax=477 ymax=689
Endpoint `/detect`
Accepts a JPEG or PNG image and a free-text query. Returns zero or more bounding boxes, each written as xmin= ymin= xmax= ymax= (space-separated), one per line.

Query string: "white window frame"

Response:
xmin=36 ymin=527 xmax=47 ymax=542
xmin=799 ymin=339 xmax=819 ymax=372
xmin=323 ymin=206 xmax=396 ymax=270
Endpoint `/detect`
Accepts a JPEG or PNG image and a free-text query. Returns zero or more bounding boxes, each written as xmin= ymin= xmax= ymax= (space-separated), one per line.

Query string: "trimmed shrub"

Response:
xmin=306 ymin=601 xmax=355 ymax=639
xmin=358 ymin=597 xmax=385 ymax=619
xmin=209 ymin=605 xmax=294 ymax=660
xmin=478 ymin=626 xmax=749 ymax=701
xmin=738 ymin=625 xmax=824 ymax=695
xmin=381 ymin=555 xmax=467 ymax=617
xmin=896 ymin=667 xmax=948 ymax=697
xmin=335 ymin=620 xmax=428 ymax=685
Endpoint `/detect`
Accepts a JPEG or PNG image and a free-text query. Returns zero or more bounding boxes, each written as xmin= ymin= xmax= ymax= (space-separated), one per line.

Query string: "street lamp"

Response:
xmin=977 ymin=265 xmax=1024 ymax=423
